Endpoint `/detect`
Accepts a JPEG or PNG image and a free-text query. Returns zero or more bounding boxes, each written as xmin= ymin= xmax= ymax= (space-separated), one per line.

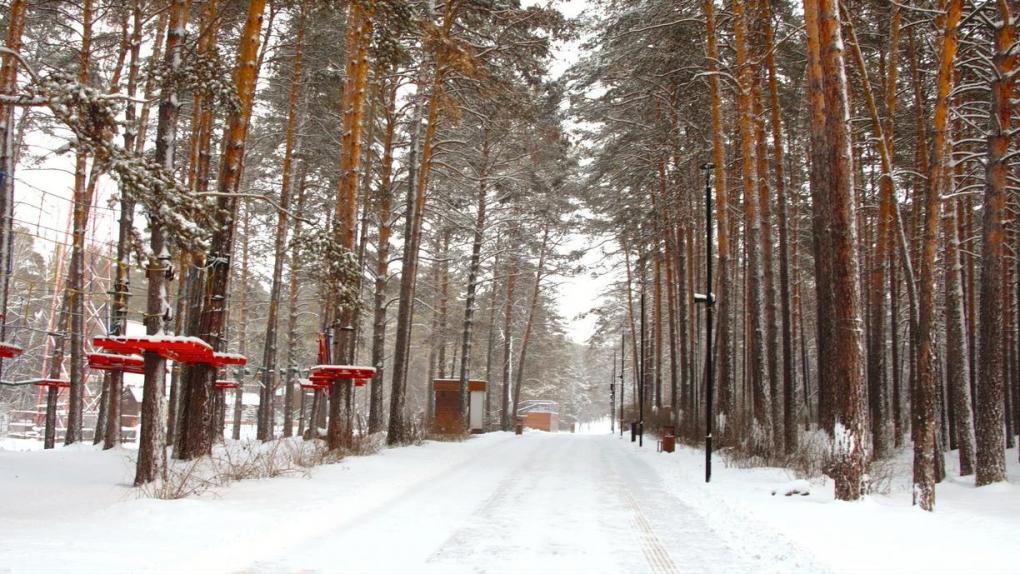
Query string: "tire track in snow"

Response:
xmin=599 ymin=446 xmax=679 ymax=574
xmin=424 ymin=433 xmax=549 ymax=565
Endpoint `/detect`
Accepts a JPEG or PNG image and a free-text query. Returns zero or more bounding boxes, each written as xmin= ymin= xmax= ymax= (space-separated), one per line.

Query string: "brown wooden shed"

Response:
xmin=523 ymin=411 xmax=559 ymax=432
xmin=432 ymin=379 xmax=487 ymax=435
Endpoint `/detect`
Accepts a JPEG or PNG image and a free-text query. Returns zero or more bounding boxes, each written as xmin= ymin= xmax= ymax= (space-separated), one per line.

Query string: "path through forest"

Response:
xmin=241 ymin=432 xmax=813 ymax=573
xmin=0 ymin=431 xmax=823 ymax=573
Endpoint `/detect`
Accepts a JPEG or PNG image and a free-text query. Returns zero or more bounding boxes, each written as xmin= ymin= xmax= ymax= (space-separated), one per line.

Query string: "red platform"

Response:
xmin=87 ymin=352 xmax=145 ymax=375
xmin=310 ymin=362 xmax=379 ymax=385
xmin=214 ymin=380 xmax=241 ymax=390
xmin=25 ymin=378 xmax=71 ymax=389
xmin=0 ymin=342 xmax=23 ymax=359
xmin=94 ymin=336 xmax=246 ymax=367
xmin=209 ymin=352 xmax=247 ymax=367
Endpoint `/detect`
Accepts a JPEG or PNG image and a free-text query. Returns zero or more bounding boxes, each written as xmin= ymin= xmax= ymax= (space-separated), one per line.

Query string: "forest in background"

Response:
xmin=0 ymin=0 xmax=1016 ymax=512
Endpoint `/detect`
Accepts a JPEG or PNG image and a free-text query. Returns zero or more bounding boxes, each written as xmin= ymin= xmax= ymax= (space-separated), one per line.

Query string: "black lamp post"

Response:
xmin=610 ymin=349 xmax=616 ymax=434
xmin=619 ymin=330 xmax=625 ymax=438
xmin=698 ymin=162 xmax=716 ymax=483
xmin=638 ymin=252 xmax=647 ymax=448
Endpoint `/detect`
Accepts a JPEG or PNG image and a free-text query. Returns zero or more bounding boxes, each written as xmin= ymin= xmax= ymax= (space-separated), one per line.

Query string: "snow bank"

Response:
xmin=635 ymin=439 xmax=1020 ymax=574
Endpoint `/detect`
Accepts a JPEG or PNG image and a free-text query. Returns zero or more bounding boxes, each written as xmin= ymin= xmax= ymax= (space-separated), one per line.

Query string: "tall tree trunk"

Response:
xmin=106 ymin=1 xmax=145 ymax=450
xmin=0 ymin=0 xmax=28 ymax=374
xmin=500 ymin=224 xmax=519 ymax=431
xmin=805 ymin=0 xmax=835 ymax=436
xmin=388 ymin=1 xmax=459 ymax=445
xmin=234 ymin=206 xmax=252 ymax=440
xmin=702 ymin=0 xmax=733 ymax=440
xmin=368 ymin=76 xmax=398 ymax=434
xmin=813 ymin=0 xmax=870 ymax=500
xmin=764 ymin=0 xmax=798 ymax=453
xmin=733 ymin=0 xmax=772 ymax=456
xmin=178 ymin=0 xmax=267 ymax=461
xmin=975 ymin=0 xmax=1015 ymax=486
xmin=945 ymin=204 xmax=976 ymax=475
xmin=511 ymin=226 xmax=551 ymax=420
xmin=65 ymin=0 xmax=93 ymax=446
xmin=259 ymin=3 xmax=306 ymax=441
xmin=136 ymin=0 xmax=190 ymax=484
xmin=457 ymin=128 xmax=491 ymax=427
xmin=914 ymin=0 xmax=963 ymax=508
xmin=752 ymin=0 xmax=781 ymax=451
xmin=283 ymin=163 xmax=309 ymax=437
xmin=328 ymin=0 xmax=375 ymax=451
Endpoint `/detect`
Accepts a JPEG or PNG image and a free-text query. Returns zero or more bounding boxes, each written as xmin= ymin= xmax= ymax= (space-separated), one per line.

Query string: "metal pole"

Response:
xmin=702 ymin=162 xmax=715 ymax=483
xmin=639 ymin=259 xmax=645 ymax=448
xmin=619 ymin=330 xmax=625 ymax=437
xmin=611 ymin=350 xmax=616 ymax=434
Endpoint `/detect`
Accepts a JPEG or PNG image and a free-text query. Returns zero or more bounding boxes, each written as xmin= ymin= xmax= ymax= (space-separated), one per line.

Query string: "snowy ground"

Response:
xmin=1 ymin=431 xmax=1017 ymax=574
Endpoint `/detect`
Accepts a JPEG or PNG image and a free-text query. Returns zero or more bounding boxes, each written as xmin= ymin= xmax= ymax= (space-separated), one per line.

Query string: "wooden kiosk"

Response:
xmin=432 ymin=379 xmax=487 ymax=434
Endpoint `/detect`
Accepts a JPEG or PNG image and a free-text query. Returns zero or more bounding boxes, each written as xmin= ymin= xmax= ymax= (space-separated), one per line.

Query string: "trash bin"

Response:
xmin=662 ymin=434 xmax=675 ymax=453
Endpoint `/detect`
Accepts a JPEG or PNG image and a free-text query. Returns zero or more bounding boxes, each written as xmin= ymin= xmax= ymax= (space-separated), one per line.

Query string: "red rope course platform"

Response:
xmin=23 ymin=378 xmax=71 ymax=389
xmin=87 ymin=352 xmax=145 ymax=375
xmin=310 ymin=362 xmax=379 ymax=385
xmin=0 ymin=342 xmax=23 ymax=359
xmin=93 ymin=336 xmax=246 ymax=366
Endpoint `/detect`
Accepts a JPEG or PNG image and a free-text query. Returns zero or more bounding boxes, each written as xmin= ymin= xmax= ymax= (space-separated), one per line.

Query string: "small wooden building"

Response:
xmin=432 ymin=379 xmax=487 ymax=434
xmin=523 ymin=411 xmax=558 ymax=432
xmin=517 ymin=399 xmax=560 ymax=432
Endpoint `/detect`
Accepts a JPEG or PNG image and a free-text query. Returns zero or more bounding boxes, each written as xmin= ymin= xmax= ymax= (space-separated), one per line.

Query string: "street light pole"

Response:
xmin=638 ymin=255 xmax=646 ymax=448
xmin=610 ymin=349 xmax=616 ymax=434
xmin=619 ymin=330 xmax=625 ymax=438
xmin=700 ymin=162 xmax=715 ymax=483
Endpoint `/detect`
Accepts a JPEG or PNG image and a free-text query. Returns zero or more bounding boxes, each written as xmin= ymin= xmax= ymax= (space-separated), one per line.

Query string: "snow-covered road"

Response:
xmin=5 ymin=430 xmax=1020 ymax=573
xmin=0 ymin=431 xmax=822 ymax=573
xmin=244 ymin=432 xmax=769 ymax=573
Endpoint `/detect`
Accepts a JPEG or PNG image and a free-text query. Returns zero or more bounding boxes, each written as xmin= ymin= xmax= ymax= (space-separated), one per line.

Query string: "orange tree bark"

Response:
xmin=733 ymin=0 xmax=772 ymax=456
xmin=328 ymin=0 xmax=375 ymax=451
xmin=975 ymin=0 xmax=1016 ymax=487
xmin=843 ymin=6 xmax=899 ymax=458
xmin=178 ymin=0 xmax=267 ymax=461
xmin=752 ymin=0 xmax=782 ymax=451
xmin=763 ymin=0 xmax=798 ymax=453
xmin=702 ymin=0 xmax=734 ymax=441
xmin=65 ymin=0 xmax=93 ymax=446
xmin=814 ymin=0 xmax=870 ymax=500
xmin=805 ymin=0 xmax=835 ymax=436
xmin=915 ymin=0 xmax=963 ymax=509
xmin=0 ymin=0 xmax=27 ymax=371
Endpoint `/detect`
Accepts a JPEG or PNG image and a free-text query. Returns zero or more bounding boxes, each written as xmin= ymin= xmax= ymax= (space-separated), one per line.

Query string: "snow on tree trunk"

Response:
xmin=457 ymin=128 xmax=490 ymax=428
xmin=811 ymin=0 xmax=870 ymax=501
xmin=914 ymin=0 xmax=962 ymax=509
xmin=136 ymin=0 xmax=189 ymax=485
xmin=368 ymin=76 xmax=397 ymax=435
xmin=0 ymin=0 xmax=27 ymax=384
xmin=975 ymin=0 xmax=1015 ymax=487
xmin=733 ymin=0 xmax=773 ymax=458
xmin=178 ymin=0 xmax=267 ymax=461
